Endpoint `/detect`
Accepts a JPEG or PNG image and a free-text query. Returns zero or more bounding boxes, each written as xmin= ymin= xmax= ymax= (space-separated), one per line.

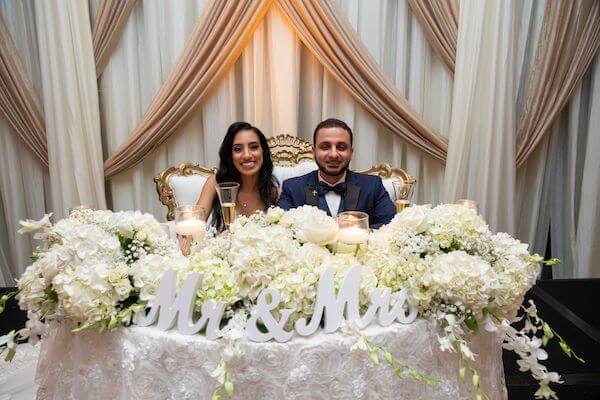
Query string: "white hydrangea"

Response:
xmin=52 ymin=261 xmax=132 ymax=324
xmin=16 ymin=263 xmax=49 ymax=315
xmin=130 ymin=253 xmax=189 ymax=301
xmin=228 ymin=218 xmax=300 ymax=299
xmin=183 ymin=250 xmax=239 ymax=306
xmin=425 ymin=204 xmax=491 ymax=253
xmin=410 ymin=251 xmax=498 ymax=314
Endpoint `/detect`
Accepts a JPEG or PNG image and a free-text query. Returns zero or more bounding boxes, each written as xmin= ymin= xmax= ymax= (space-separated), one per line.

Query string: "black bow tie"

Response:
xmin=318 ymin=181 xmax=347 ymax=196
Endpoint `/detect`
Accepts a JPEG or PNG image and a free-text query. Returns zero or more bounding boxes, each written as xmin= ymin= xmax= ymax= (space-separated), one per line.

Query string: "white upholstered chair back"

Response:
xmin=154 ymin=134 xmax=414 ymax=220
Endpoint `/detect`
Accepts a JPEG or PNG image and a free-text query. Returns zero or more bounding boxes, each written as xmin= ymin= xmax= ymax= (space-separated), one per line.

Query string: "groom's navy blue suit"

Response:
xmin=278 ymin=170 xmax=396 ymax=229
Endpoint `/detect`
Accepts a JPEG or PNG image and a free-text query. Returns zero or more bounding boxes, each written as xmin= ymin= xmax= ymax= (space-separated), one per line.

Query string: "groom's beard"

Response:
xmin=316 ymin=159 xmax=350 ymax=179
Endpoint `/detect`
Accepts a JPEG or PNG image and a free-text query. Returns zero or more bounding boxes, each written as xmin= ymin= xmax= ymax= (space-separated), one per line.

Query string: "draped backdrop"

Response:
xmin=0 ymin=0 xmax=599 ymax=284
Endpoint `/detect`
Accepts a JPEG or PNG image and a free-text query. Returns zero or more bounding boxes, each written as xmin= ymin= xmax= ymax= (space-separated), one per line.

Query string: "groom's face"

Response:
xmin=314 ymin=127 xmax=353 ymax=178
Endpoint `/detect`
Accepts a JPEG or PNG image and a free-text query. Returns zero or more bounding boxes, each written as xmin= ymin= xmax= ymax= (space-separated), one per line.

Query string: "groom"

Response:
xmin=278 ymin=118 xmax=396 ymax=229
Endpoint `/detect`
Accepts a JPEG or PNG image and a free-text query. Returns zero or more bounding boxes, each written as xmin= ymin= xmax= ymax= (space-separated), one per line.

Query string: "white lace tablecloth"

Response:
xmin=35 ymin=319 xmax=508 ymax=400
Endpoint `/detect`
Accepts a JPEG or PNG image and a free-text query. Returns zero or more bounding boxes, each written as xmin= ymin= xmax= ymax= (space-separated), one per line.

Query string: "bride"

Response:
xmin=196 ymin=121 xmax=279 ymax=231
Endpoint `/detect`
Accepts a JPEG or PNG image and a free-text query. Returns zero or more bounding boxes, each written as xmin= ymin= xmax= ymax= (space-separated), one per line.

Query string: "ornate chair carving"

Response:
xmin=267 ymin=134 xmax=318 ymax=183
xmin=359 ymin=163 xmax=416 ymax=201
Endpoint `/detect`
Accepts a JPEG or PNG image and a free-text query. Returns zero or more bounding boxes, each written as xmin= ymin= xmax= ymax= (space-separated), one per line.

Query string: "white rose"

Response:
xmin=285 ymin=206 xmax=339 ymax=245
xmin=391 ymin=205 xmax=429 ymax=233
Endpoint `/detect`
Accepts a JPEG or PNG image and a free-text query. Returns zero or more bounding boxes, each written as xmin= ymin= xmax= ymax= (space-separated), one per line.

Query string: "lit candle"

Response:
xmin=337 ymin=226 xmax=369 ymax=245
xmin=175 ymin=219 xmax=206 ymax=241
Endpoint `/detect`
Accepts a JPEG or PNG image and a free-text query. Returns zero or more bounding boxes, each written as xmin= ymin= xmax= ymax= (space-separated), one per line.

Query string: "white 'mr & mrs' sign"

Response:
xmin=136 ymin=265 xmax=417 ymax=342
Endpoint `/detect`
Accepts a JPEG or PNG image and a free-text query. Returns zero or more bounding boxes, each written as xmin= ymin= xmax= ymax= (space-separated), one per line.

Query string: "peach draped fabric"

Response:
xmin=516 ymin=0 xmax=600 ymax=167
xmin=0 ymin=13 xmax=47 ymax=167
xmin=92 ymin=0 xmax=138 ymax=78
xmin=407 ymin=0 xmax=458 ymax=73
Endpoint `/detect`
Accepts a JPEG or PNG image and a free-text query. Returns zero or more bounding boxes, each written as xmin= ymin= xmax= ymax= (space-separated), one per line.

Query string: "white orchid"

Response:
xmin=18 ymin=213 xmax=53 ymax=234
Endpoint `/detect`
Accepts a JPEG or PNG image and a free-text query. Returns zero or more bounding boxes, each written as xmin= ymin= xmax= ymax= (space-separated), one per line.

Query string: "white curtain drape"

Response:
xmin=518 ymin=53 xmax=600 ymax=278
xmin=442 ymin=0 xmax=520 ymax=235
xmin=34 ymin=0 xmax=106 ymax=220
xmin=102 ymin=0 xmax=453 ymax=219
xmin=0 ymin=0 xmax=48 ymax=285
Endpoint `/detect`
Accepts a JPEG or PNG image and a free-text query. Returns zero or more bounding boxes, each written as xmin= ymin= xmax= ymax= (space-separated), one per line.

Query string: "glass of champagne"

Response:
xmin=175 ymin=205 xmax=206 ymax=256
xmin=392 ymin=179 xmax=415 ymax=213
xmin=216 ymin=182 xmax=240 ymax=229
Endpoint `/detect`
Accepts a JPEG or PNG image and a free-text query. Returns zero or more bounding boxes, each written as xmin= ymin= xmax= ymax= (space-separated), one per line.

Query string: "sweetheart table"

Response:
xmin=34 ymin=319 xmax=507 ymax=400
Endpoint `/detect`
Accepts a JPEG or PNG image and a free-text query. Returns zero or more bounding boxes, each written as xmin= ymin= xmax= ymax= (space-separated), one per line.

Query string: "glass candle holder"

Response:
xmin=392 ymin=179 xmax=415 ymax=213
xmin=216 ymin=182 xmax=240 ymax=229
xmin=175 ymin=205 xmax=206 ymax=256
xmin=456 ymin=199 xmax=479 ymax=214
xmin=336 ymin=211 xmax=370 ymax=245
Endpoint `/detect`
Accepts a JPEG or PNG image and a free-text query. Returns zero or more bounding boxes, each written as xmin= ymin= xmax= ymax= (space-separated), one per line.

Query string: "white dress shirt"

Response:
xmin=318 ymin=172 xmax=346 ymax=217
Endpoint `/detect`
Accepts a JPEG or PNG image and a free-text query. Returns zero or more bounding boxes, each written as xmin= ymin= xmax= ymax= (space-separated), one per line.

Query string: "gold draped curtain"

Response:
xmin=516 ymin=0 xmax=600 ymax=167
xmin=0 ymin=13 xmax=47 ymax=167
xmin=407 ymin=0 xmax=458 ymax=73
xmin=92 ymin=0 xmax=138 ymax=78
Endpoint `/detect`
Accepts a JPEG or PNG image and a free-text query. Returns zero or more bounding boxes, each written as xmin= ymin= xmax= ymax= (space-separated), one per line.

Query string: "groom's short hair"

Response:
xmin=313 ymin=118 xmax=353 ymax=146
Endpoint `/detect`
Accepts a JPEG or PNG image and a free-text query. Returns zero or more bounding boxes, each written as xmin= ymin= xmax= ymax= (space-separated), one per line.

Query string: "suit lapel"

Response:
xmin=343 ymin=171 xmax=360 ymax=211
xmin=304 ymin=171 xmax=320 ymax=207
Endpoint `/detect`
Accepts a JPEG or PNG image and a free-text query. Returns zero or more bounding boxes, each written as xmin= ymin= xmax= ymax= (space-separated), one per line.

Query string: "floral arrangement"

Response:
xmin=0 ymin=205 xmax=579 ymax=399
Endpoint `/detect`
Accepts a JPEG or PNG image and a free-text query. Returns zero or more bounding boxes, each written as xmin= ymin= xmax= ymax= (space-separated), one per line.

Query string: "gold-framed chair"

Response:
xmin=154 ymin=163 xmax=215 ymax=221
xmin=359 ymin=163 xmax=416 ymax=201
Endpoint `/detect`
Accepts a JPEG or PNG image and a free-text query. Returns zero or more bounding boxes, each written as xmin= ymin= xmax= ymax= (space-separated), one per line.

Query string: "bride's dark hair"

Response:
xmin=211 ymin=121 xmax=278 ymax=230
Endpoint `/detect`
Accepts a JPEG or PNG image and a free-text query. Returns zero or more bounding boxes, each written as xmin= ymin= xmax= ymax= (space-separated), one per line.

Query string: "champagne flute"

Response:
xmin=216 ymin=182 xmax=240 ymax=229
xmin=392 ymin=179 xmax=415 ymax=213
xmin=175 ymin=205 xmax=206 ymax=256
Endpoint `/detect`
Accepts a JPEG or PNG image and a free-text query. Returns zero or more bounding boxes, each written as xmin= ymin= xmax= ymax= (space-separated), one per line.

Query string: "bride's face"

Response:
xmin=232 ymin=130 xmax=263 ymax=177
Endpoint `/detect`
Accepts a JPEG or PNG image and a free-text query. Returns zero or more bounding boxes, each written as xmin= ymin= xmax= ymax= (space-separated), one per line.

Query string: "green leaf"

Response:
xmin=383 ymin=351 xmax=393 ymax=365
xmin=559 ymin=341 xmax=572 ymax=357
xmin=211 ymin=395 xmax=222 ymax=400
xmin=369 ymin=348 xmax=380 ymax=365
xmin=464 ymin=314 xmax=479 ymax=334
xmin=4 ymin=347 xmax=15 ymax=362
xmin=108 ymin=314 xmax=118 ymax=331
xmin=72 ymin=321 xmax=95 ymax=333
xmin=224 ymin=381 xmax=234 ymax=397
xmin=472 ymin=372 xmax=479 ymax=388
xmin=542 ymin=323 xmax=554 ymax=339
xmin=542 ymin=336 xmax=549 ymax=346
xmin=459 ymin=366 xmax=466 ymax=383
xmin=408 ymin=369 xmax=421 ymax=381
xmin=395 ymin=367 xmax=405 ymax=379
xmin=44 ymin=288 xmax=58 ymax=303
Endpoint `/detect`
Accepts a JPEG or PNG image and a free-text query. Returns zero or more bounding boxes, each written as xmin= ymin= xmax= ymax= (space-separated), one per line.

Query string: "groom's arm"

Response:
xmin=371 ymin=178 xmax=396 ymax=229
xmin=277 ymin=180 xmax=294 ymax=210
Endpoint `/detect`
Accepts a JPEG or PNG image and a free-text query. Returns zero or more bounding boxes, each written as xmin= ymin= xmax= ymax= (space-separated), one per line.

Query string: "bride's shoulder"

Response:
xmin=205 ymin=174 xmax=217 ymax=186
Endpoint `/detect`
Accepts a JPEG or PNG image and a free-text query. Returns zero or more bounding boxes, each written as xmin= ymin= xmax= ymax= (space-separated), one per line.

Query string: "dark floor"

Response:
xmin=504 ymin=278 xmax=600 ymax=400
